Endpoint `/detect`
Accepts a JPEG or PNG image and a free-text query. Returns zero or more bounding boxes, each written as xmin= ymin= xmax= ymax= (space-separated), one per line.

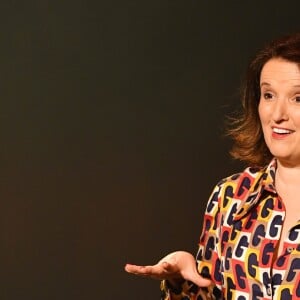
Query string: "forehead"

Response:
xmin=260 ymin=58 xmax=300 ymax=84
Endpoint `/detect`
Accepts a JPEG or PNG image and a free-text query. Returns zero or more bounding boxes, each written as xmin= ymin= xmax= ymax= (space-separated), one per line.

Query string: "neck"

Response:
xmin=276 ymin=159 xmax=300 ymax=186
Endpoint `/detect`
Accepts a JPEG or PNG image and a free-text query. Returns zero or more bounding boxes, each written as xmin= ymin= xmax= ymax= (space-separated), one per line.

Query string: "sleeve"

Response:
xmin=160 ymin=182 xmax=224 ymax=300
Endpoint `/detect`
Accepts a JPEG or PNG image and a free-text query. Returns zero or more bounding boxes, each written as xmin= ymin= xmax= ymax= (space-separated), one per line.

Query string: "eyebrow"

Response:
xmin=260 ymin=82 xmax=270 ymax=87
xmin=260 ymin=82 xmax=300 ymax=88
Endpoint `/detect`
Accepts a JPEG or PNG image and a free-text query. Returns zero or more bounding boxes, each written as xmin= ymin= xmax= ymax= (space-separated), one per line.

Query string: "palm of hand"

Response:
xmin=125 ymin=251 xmax=211 ymax=287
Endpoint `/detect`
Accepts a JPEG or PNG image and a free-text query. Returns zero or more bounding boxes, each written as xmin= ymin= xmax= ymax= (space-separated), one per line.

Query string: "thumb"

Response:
xmin=191 ymin=273 xmax=212 ymax=287
xmin=184 ymin=268 xmax=212 ymax=287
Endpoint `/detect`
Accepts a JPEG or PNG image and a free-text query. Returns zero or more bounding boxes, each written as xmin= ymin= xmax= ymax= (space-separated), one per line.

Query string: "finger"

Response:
xmin=190 ymin=275 xmax=212 ymax=287
xmin=126 ymin=264 xmax=163 ymax=277
xmin=182 ymin=267 xmax=212 ymax=287
xmin=125 ymin=264 xmax=149 ymax=274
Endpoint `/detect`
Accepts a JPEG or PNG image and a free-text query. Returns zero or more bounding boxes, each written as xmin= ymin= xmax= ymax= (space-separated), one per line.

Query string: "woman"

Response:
xmin=125 ymin=32 xmax=300 ymax=299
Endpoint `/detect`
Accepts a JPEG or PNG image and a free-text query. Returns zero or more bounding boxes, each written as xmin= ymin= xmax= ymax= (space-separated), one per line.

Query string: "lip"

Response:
xmin=271 ymin=126 xmax=294 ymax=139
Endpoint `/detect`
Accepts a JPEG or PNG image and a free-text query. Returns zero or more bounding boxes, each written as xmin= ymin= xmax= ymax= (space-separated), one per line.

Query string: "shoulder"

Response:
xmin=217 ymin=165 xmax=265 ymax=192
xmin=208 ymin=165 xmax=267 ymax=208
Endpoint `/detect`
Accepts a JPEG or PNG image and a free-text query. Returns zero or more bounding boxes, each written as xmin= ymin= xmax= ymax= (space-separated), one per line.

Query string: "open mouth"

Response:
xmin=272 ymin=127 xmax=293 ymax=136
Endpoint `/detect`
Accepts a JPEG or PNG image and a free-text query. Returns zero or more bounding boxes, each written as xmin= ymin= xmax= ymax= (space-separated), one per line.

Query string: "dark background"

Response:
xmin=0 ymin=1 xmax=299 ymax=299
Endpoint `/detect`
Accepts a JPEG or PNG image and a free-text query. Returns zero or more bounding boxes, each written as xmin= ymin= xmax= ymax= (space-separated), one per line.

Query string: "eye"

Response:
xmin=262 ymin=92 xmax=273 ymax=100
xmin=295 ymin=95 xmax=300 ymax=103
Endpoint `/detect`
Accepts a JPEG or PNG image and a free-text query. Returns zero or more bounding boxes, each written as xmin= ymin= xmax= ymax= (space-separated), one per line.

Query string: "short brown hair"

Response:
xmin=227 ymin=32 xmax=300 ymax=167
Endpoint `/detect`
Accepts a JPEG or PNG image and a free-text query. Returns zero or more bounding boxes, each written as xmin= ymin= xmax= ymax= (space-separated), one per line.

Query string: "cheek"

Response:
xmin=258 ymin=101 xmax=272 ymax=124
xmin=292 ymin=112 xmax=300 ymax=127
xmin=258 ymin=102 xmax=266 ymax=123
xmin=258 ymin=104 xmax=271 ymax=139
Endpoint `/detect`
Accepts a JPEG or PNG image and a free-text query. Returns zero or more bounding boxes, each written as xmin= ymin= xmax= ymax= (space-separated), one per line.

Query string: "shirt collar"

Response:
xmin=233 ymin=158 xmax=277 ymax=221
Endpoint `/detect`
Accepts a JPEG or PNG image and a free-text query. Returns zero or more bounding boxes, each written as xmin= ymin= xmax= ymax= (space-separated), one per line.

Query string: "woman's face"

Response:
xmin=258 ymin=58 xmax=300 ymax=166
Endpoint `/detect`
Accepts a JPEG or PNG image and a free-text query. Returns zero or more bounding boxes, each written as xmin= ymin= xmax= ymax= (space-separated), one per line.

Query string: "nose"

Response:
xmin=272 ymin=99 xmax=289 ymax=123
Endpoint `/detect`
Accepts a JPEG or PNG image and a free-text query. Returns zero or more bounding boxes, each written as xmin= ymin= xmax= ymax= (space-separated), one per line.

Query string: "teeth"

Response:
xmin=273 ymin=128 xmax=291 ymax=134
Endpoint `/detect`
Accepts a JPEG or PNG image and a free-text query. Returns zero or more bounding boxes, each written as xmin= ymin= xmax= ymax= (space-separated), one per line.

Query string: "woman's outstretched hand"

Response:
xmin=124 ymin=251 xmax=211 ymax=287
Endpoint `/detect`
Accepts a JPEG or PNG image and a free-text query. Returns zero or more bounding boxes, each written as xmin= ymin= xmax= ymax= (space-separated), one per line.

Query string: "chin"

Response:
xmin=274 ymin=156 xmax=300 ymax=167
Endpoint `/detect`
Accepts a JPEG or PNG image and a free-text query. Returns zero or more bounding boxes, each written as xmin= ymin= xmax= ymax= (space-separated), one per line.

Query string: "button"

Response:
xmin=287 ymin=247 xmax=294 ymax=253
xmin=266 ymin=287 xmax=272 ymax=296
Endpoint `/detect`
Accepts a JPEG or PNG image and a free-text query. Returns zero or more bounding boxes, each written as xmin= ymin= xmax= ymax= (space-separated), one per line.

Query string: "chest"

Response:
xmin=277 ymin=190 xmax=300 ymax=254
xmin=220 ymin=196 xmax=300 ymax=299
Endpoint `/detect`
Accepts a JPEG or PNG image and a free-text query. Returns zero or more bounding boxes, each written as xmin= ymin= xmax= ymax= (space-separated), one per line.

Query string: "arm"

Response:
xmin=195 ymin=182 xmax=224 ymax=296
xmin=125 ymin=182 xmax=224 ymax=299
xmin=160 ymin=182 xmax=224 ymax=299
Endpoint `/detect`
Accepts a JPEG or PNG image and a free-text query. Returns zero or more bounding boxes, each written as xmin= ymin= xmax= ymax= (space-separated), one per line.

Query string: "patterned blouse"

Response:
xmin=161 ymin=159 xmax=300 ymax=299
